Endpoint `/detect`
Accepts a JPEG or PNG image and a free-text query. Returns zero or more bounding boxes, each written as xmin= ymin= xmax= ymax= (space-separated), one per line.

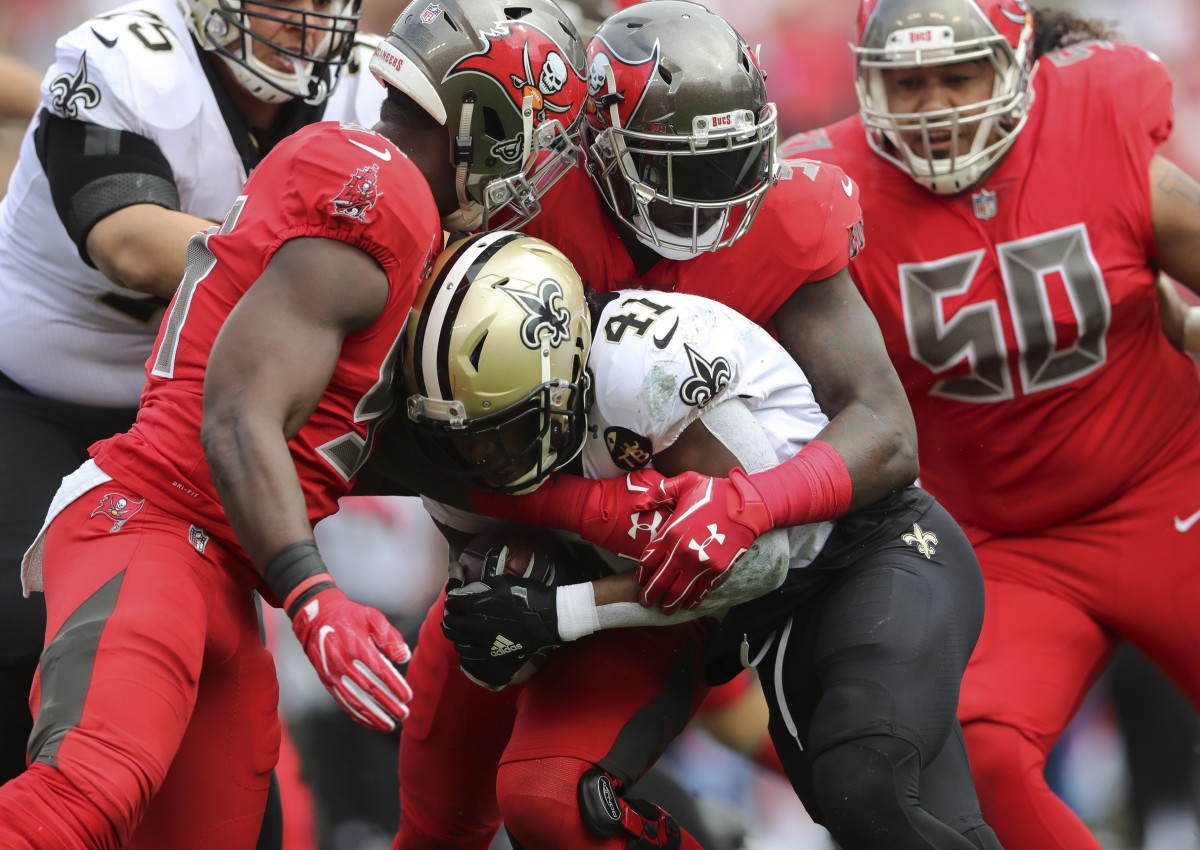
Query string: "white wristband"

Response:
xmin=556 ymin=583 xmax=600 ymax=642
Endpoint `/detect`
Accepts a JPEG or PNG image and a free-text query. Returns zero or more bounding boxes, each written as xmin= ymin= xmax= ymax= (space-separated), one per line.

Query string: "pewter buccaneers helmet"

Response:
xmin=369 ymin=0 xmax=588 ymax=234
xmin=182 ymin=0 xmax=361 ymax=104
xmin=404 ymin=232 xmax=592 ymax=494
xmin=584 ymin=1 xmax=778 ymax=255
xmin=855 ymin=0 xmax=1035 ymax=194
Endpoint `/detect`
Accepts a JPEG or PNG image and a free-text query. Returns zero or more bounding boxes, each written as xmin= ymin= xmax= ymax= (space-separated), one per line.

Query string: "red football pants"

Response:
xmin=958 ymin=420 xmax=1200 ymax=850
xmin=0 ymin=482 xmax=280 ymax=850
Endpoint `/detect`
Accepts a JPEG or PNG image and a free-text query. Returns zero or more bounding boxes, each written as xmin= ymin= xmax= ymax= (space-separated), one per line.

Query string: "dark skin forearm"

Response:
xmin=772 ymin=267 xmax=918 ymax=508
xmin=203 ymin=237 xmax=389 ymax=568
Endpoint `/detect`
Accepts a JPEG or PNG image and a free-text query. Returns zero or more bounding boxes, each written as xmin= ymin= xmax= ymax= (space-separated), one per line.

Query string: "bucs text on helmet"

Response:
xmin=181 ymin=0 xmax=361 ymax=104
xmin=584 ymin=1 xmax=778 ymax=257
xmin=403 ymin=231 xmax=592 ymax=495
xmin=369 ymin=0 xmax=588 ymax=234
xmin=854 ymin=0 xmax=1035 ymax=194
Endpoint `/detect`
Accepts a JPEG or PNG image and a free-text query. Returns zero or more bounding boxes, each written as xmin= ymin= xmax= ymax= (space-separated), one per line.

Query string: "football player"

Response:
xmin=389 ymin=231 xmax=1001 ymax=849
xmin=448 ymin=0 xmax=920 ymax=637
xmin=0 ymin=0 xmax=380 ymax=785
xmin=780 ymin=1 xmax=1200 ymax=847
xmin=0 ymin=2 xmax=588 ymax=847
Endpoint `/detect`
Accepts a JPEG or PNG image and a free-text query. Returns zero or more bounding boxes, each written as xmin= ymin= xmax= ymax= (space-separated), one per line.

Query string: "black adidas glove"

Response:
xmin=443 ymin=575 xmax=562 ymax=691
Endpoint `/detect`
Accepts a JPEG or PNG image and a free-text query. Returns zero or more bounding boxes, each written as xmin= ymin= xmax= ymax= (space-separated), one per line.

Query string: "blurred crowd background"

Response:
xmin=2 ymin=1 xmax=1198 ymax=849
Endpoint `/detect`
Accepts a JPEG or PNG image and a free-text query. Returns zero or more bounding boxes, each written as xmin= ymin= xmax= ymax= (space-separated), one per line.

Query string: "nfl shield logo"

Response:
xmin=972 ymin=189 xmax=998 ymax=220
xmin=420 ymin=3 xmax=441 ymax=23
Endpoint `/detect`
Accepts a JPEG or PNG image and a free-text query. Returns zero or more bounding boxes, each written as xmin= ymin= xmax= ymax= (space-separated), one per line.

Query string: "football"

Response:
xmin=456 ymin=525 xmax=568 ymax=587
xmin=451 ymin=526 xmax=570 ymax=690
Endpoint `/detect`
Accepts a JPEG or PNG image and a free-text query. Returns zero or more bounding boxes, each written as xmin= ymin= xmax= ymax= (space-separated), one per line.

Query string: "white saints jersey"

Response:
xmin=0 ymin=0 xmax=386 ymax=406
xmin=427 ymin=289 xmax=837 ymax=571
xmin=584 ymin=290 xmax=836 ymax=569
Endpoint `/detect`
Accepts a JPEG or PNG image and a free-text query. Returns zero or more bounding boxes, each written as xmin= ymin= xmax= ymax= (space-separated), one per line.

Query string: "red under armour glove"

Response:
xmin=635 ymin=469 xmax=772 ymax=614
xmin=266 ymin=541 xmax=413 ymax=732
xmin=467 ymin=469 xmax=670 ymax=560
xmin=636 ymin=441 xmax=853 ymax=614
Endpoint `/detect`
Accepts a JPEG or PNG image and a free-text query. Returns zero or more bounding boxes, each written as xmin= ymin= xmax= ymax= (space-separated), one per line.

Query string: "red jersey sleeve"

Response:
xmin=715 ymin=157 xmax=863 ymax=322
xmin=239 ymin=121 xmax=440 ymax=287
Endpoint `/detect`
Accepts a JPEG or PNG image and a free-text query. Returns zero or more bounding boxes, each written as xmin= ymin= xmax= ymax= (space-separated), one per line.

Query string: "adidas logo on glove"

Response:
xmin=491 ymin=635 xmax=524 ymax=656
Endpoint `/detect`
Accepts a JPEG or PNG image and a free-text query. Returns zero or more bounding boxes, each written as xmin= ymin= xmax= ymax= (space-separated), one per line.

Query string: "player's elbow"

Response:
xmin=200 ymin=405 xmax=243 ymax=485
xmin=874 ymin=395 xmax=920 ymax=489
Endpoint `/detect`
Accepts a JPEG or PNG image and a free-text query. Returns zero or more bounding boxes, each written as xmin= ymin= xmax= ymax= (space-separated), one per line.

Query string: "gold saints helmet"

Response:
xmin=403 ymin=231 xmax=592 ymax=494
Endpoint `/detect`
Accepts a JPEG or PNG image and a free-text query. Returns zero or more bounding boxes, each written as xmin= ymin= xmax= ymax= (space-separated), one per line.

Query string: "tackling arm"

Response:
xmin=445 ymin=398 xmax=792 ymax=652
xmin=202 ymin=236 xmax=388 ymax=564
xmin=558 ymin=398 xmax=791 ymax=637
xmin=202 ymin=236 xmax=414 ymax=732
xmin=770 ymin=266 xmax=918 ymax=511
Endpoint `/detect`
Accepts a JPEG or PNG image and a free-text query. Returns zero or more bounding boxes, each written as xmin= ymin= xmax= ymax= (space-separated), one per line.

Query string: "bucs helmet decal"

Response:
xmin=585 ymin=39 xmax=659 ymax=132
xmin=447 ymin=22 xmax=587 ymax=130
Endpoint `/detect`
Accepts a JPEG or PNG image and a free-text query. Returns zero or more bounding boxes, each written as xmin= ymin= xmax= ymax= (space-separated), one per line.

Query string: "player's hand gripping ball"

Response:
xmin=443 ymin=528 xmax=566 ymax=691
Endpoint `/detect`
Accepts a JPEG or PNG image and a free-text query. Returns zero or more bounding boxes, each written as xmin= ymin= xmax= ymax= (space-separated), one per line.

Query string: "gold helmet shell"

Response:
xmin=404 ymin=231 xmax=592 ymax=493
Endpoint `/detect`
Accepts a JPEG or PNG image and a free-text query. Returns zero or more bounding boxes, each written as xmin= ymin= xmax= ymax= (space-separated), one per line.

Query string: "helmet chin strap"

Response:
xmin=452 ymin=95 xmax=477 ymax=228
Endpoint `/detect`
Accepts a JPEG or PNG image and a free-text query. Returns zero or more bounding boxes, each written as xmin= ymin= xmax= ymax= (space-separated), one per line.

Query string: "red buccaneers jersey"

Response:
xmin=785 ymin=42 xmax=1200 ymax=533
xmin=92 ymin=121 xmax=441 ymax=553
xmin=523 ymin=160 xmax=862 ymax=330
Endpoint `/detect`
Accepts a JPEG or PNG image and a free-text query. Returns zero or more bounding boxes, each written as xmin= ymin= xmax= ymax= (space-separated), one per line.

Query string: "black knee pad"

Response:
xmin=810 ymin=735 xmax=923 ymax=838
xmin=578 ymin=768 xmax=682 ymax=850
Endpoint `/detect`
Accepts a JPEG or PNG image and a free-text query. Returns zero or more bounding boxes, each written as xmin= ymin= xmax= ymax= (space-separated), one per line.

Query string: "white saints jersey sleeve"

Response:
xmin=0 ymin=0 xmax=385 ymax=407
xmin=583 ymin=290 xmax=836 ymax=569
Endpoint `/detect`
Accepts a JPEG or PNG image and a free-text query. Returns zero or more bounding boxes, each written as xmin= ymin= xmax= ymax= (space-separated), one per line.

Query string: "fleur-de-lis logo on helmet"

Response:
xmin=50 ymin=53 xmax=102 ymax=119
xmin=901 ymin=523 xmax=939 ymax=559
xmin=502 ymin=278 xmax=571 ymax=350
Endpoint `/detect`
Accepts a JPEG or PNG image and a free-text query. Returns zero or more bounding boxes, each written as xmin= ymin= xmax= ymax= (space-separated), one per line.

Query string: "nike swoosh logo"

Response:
xmin=317 ymin=625 xmax=337 ymax=674
xmin=652 ymin=318 xmax=679 ymax=349
xmin=841 ymin=175 xmax=854 ymax=197
xmin=1174 ymin=507 xmax=1200 ymax=532
xmin=92 ymin=28 xmax=118 ymax=48
xmin=347 ymin=138 xmax=392 ymax=161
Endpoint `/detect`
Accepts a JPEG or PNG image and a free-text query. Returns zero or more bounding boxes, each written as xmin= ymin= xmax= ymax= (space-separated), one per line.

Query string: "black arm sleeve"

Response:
xmin=33 ymin=108 xmax=181 ymax=268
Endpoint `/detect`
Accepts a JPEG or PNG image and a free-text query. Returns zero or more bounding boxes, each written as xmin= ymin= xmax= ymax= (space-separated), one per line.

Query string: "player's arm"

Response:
xmin=35 ymin=109 xmax=213 ymax=297
xmin=770 ymin=266 xmax=919 ymax=509
xmin=1149 ymin=154 xmax=1200 ymax=351
xmin=202 ymin=235 xmax=414 ymax=732
xmin=203 ymin=236 xmax=387 ymax=562
xmin=443 ymin=398 xmax=792 ymax=664
xmin=0 ymin=52 xmax=42 ymax=119
xmin=628 ymin=266 xmax=917 ymax=610
xmin=88 ymin=205 xmax=217 ymax=297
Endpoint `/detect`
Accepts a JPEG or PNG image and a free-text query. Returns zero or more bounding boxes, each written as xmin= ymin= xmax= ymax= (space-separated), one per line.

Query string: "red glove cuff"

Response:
xmin=746 ymin=440 xmax=852 ymax=529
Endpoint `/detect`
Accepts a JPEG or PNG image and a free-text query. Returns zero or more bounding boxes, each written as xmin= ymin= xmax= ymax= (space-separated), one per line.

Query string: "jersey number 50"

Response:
xmin=900 ymin=223 xmax=1111 ymax=402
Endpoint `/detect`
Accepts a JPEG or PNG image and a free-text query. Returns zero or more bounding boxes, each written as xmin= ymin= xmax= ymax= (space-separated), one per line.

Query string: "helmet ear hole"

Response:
xmin=483 ymin=107 xmax=506 ymax=143
xmin=469 ymin=335 xmax=487 ymax=370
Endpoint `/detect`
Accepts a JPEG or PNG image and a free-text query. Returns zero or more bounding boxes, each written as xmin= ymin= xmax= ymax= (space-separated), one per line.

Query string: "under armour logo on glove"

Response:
xmin=628 ymin=509 xmax=664 ymax=545
xmin=634 ymin=469 xmax=771 ymax=615
xmin=687 ymin=524 xmax=726 ymax=562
